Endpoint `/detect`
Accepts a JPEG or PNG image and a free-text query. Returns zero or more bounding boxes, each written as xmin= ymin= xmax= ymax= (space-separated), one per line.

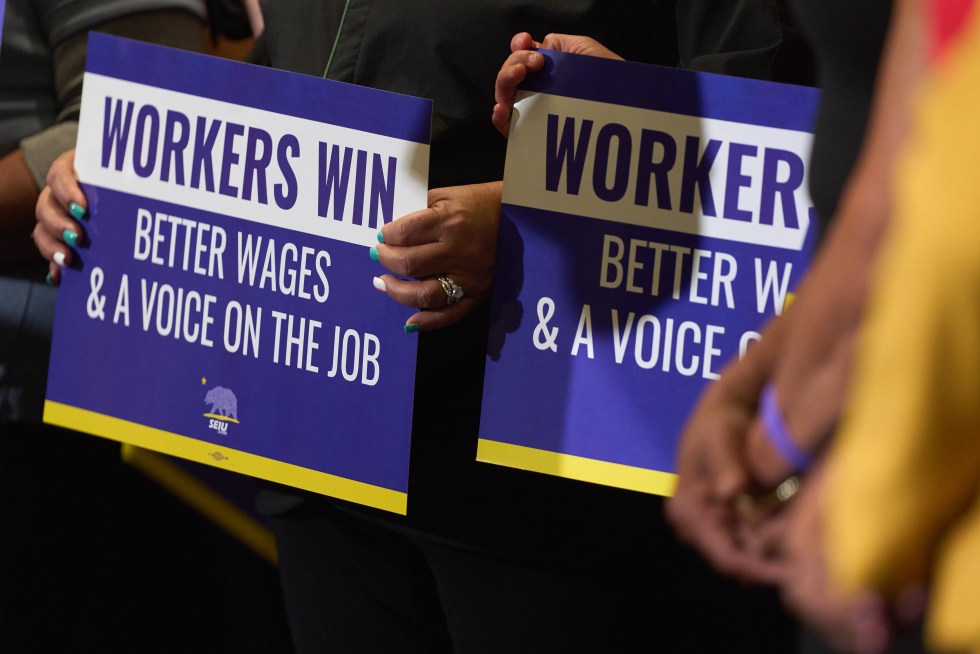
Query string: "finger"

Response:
xmin=665 ymin=487 xmax=708 ymax=545
xmin=509 ymin=32 xmax=539 ymax=53
xmin=492 ymin=63 xmax=528 ymax=140
xmin=46 ymin=153 xmax=87 ymax=219
xmin=749 ymin=510 xmax=788 ymax=553
xmin=35 ymin=186 xmax=84 ymax=247
xmin=744 ymin=418 xmax=796 ymax=489
xmin=494 ymin=63 xmax=528 ymax=108
xmin=539 ymin=33 xmax=623 ymax=60
xmin=492 ymin=103 xmax=512 ymax=138
xmin=714 ymin=459 xmax=750 ymax=503
xmin=374 ymin=242 xmax=451 ymax=279
xmin=47 ymin=261 xmax=61 ymax=286
xmin=670 ymin=490 xmax=782 ymax=584
xmin=381 ymin=206 xmax=444 ymax=247
xmin=700 ymin=526 xmax=784 ymax=584
xmin=375 ymin=275 xmax=460 ymax=310
xmin=848 ymin=594 xmax=892 ymax=654
xmin=32 ymin=223 xmax=72 ymax=269
xmin=539 ymin=33 xmax=566 ymax=51
xmin=494 ymin=59 xmax=538 ymax=106
xmin=540 ymin=33 xmax=593 ymax=53
xmin=403 ymin=298 xmax=477 ymax=332
xmin=47 ymin=170 xmax=86 ymax=217
xmin=500 ymin=49 xmax=544 ymax=72
xmin=495 ymin=52 xmax=544 ymax=101
xmin=709 ymin=434 xmax=751 ymax=502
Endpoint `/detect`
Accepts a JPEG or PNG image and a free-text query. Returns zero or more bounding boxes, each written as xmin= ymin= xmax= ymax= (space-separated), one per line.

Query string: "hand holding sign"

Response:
xmin=33 ymin=149 xmax=87 ymax=285
xmin=373 ymin=182 xmax=502 ymax=332
xmin=492 ymin=33 xmax=623 ymax=138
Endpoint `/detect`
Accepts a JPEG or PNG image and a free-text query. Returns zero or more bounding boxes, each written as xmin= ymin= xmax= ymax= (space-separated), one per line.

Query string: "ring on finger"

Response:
xmin=437 ymin=274 xmax=464 ymax=306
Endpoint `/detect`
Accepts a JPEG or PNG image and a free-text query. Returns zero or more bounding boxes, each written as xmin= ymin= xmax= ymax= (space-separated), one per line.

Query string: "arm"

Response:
xmin=28 ymin=9 xmax=206 ymax=282
xmin=743 ymin=0 xmax=926 ymax=488
xmin=755 ymin=1 xmax=932 ymax=649
xmin=668 ymin=0 xmax=924 ymax=593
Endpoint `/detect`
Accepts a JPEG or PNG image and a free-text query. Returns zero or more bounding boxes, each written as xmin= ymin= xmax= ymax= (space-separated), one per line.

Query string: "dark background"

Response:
xmin=0 ymin=423 xmax=294 ymax=653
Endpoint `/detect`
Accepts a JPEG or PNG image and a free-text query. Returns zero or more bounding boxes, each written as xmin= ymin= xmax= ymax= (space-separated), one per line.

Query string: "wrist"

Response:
xmin=758 ymin=383 xmax=815 ymax=475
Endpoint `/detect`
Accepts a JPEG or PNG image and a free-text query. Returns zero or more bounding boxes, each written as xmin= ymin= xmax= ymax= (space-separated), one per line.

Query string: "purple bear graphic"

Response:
xmin=205 ymin=386 xmax=238 ymax=421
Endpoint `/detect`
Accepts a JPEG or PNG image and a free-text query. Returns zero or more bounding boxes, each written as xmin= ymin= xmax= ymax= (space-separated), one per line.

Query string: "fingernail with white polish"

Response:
xmin=53 ymin=251 xmax=67 ymax=267
xmin=372 ymin=276 xmax=386 ymax=293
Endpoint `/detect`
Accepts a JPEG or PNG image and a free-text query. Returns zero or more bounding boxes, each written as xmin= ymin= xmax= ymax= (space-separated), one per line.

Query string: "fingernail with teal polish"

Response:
xmin=376 ymin=232 xmax=385 ymax=243
xmin=45 ymin=272 xmax=54 ymax=287
xmin=369 ymin=246 xmax=380 ymax=261
xmin=63 ymin=229 xmax=79 ymax=246
xmin=69 ymin=202 xmax=86 ymax=220
xmin=403 ymin=323 xmax=420 ymax=335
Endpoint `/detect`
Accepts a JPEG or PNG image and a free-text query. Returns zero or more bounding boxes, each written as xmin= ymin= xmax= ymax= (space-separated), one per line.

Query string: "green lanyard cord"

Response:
xmin=322 ymin=0 xmax=353 ymax=78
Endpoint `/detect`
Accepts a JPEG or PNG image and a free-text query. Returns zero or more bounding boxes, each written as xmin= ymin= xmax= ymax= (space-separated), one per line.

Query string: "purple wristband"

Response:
xmin=759 ymin=384 xmax=814 ymax=472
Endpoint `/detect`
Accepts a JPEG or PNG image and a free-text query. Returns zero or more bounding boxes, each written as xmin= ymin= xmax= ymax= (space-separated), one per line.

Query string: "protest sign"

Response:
xmin=479 ymin=52 xmax=820 ymax=496
xmin=44 ymin=34 xmax=431 ymax=514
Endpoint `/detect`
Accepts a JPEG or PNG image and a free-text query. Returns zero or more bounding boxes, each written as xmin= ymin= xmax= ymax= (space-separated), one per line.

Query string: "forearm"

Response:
xmin=749 ymin=0 xmax=927 ymax=474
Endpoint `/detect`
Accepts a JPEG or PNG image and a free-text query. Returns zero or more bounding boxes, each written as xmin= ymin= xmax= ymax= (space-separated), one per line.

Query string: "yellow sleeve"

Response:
xmin=823 ymin=11 xmax=980 ymax=647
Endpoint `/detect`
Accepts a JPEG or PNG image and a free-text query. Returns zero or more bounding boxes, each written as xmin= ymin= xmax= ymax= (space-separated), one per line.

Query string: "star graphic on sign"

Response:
xmin=201 ymin=377 xmax=207 ymax=385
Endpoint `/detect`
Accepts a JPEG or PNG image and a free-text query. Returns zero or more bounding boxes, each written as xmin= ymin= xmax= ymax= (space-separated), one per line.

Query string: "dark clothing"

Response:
xmin=272 ymin=496 xmax=794 ymax=653
xmin=258 ymin=1 xmax=799 ymax=651
xmin=789 ymin=0 xmax=893 ymax=225
xmin=259 ymin=0 xmax=785 ymax=555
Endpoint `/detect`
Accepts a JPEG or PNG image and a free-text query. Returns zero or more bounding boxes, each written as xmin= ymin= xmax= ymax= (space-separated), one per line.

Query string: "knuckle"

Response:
xmin=382 ymin=248 xmax=405 ymax=272
xmin=399 ymin=254 xmax=423 ymax=277
xmin=417 ymin=285 xmax=440 ymax=308
xmin=386 ymin=220 xmax=409 ymax=244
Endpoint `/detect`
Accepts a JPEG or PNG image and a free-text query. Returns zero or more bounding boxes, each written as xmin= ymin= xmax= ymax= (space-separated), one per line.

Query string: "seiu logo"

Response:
xmin=208 ymin=419 xmax=229 ymax=434
xmin=203 ymin=385 xmax=239 ymax=434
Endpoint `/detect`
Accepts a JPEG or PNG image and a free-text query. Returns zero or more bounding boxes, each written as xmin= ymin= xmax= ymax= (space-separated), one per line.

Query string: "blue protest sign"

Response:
xmin=44 ymin=34 xmax=432 ymax=514
xmin=479 ymin=51 xmax=820 ymax=496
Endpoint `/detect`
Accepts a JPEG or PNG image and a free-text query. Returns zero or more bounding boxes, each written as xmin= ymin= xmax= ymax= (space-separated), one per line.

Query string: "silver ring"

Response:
xmin=437 ymin=274 xmax=464 ymax=306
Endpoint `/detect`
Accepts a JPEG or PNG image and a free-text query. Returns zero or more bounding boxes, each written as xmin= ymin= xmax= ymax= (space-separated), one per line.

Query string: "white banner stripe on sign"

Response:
xmin=503 ymin=91 xmax=815 ymax=251
xmin=77 ymin=73 xmax=430 ymax=248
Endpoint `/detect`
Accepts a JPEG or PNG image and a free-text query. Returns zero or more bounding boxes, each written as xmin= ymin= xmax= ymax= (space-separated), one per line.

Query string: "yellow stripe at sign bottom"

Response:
xmin=476 ymin=438 xmax=679 ymax=497
xmin=43 ymin=400 xmax=408 ymax=515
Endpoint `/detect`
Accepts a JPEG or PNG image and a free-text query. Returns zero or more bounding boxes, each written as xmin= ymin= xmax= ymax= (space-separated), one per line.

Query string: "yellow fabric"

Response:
xmin=824 ymin=9 xmax=980 ymax=653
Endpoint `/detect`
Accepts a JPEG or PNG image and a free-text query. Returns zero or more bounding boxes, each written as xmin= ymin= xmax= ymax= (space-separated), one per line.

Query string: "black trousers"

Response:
xmin=271 ymin=499 xmax=797 ymax=654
